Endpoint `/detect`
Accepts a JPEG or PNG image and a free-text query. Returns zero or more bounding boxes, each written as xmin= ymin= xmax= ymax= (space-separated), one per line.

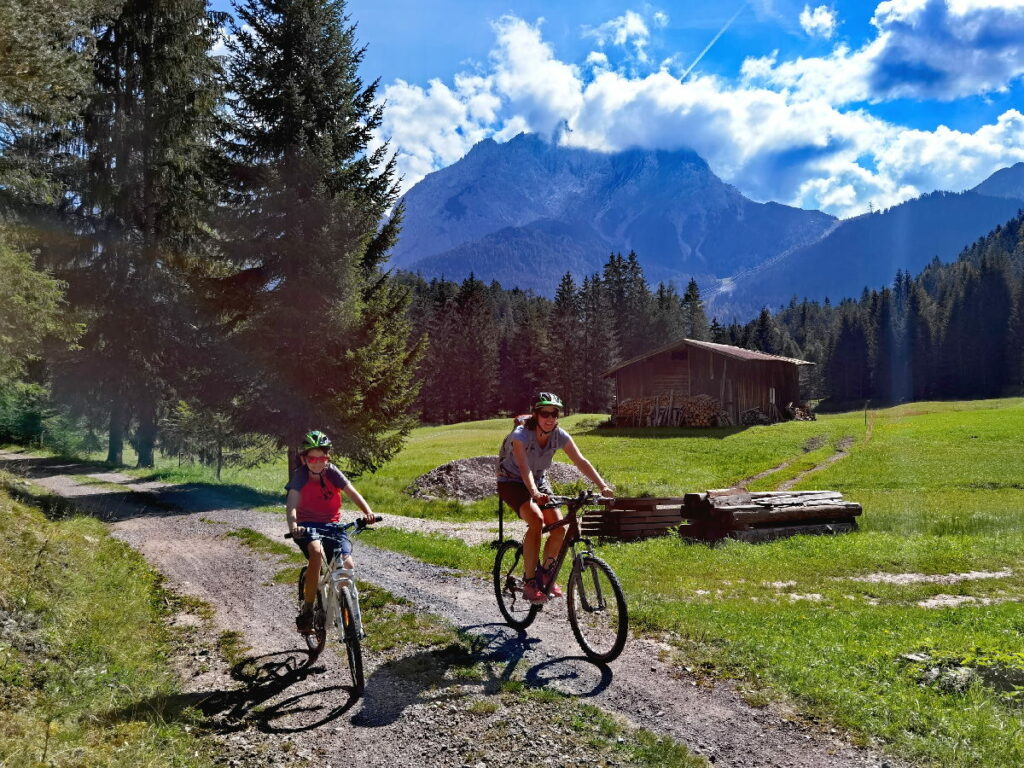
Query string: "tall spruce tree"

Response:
xmin=681 ymin=278 xmax=709 ymax=340
xmin=224 ymin=0 xmax=421 ymax=472
xmin=577 ymin=275 xmax=618 ymax=412
xmin=549 ymin=272 xmax=583 ymax=411
xmin=45 ymin=0 xmax=224 ymax=466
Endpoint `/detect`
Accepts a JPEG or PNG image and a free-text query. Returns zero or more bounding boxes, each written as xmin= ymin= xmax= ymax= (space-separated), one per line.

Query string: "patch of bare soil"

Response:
xmin=0 ymin=450 xmax=901 ymax=768
xmin=406 ymin=456 xmax=584 ymax=501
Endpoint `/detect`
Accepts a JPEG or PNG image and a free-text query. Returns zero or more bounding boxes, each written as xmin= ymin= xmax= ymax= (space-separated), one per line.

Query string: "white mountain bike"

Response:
xmin=285 ymin=516 xmax=380 ymax=693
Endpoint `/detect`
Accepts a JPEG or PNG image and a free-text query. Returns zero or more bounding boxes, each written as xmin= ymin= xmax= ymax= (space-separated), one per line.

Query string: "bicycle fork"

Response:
xmin=331 ymin=565 xmax=364 ymax=638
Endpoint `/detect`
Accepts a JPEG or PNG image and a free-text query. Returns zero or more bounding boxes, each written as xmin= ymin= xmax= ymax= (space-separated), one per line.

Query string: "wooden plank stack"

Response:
xmin=581 ymin=497 xmax=684 ymax=541
xmin=682 ymin=488 xmax=861 ymax=543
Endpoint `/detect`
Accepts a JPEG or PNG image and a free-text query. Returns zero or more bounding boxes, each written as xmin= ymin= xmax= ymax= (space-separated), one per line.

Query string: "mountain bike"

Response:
xmin=285 ymin=516 xmax=381 ymax=692
xmin=493 ymin=491 xmax=628 ymax=663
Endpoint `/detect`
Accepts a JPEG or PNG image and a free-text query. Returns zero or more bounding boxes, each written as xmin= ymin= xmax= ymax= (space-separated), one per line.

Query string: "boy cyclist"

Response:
xmin=286 ymin=430 xmax=375 ymax=633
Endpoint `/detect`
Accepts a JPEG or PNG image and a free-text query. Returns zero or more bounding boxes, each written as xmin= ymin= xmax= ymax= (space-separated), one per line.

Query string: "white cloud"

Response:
xmin=799 ymin=5 xmax=837 ymax=38
xmin=748 ymin=0 xmax=1024 ymax=103
xmin=583 ymin=10 xmax=653 ymax=62
xmin=374 ymin=12 xmax=1024 ymax=218
xmin=653 ymin=10 xmax=670 ymax=28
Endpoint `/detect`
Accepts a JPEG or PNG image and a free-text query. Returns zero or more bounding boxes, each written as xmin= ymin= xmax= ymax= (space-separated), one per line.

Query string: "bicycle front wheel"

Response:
xmin=338 ymin=587 xmax=364 ymax=693
xmin=297 ymin=566 xmax=326 ymax=658
xmin=493 ymin=540 xmax=540 ymax=630
xmin=567 ymin=555 xmax=628 ymax=663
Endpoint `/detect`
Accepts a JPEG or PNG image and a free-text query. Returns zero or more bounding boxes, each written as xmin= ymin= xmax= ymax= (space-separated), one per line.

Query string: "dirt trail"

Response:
xmin=0 ymin=450 xmax=899 ymax=768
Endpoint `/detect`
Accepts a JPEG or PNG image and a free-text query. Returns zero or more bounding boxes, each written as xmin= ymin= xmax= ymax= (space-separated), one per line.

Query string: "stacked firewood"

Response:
xmin=615 ymin=393 xmax=722 ymax=427
xmin=785 ymin=402 xmax=816 ymax=421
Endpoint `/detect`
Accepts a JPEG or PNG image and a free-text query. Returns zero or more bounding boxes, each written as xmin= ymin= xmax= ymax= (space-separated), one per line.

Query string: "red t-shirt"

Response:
xmin=285 ymin=465 xmax=349 ymax=524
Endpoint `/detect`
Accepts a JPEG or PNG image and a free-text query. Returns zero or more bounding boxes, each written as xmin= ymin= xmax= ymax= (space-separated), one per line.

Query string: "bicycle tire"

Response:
xmin=493 ymin=540 xmax=540 ymax=630
xmin=297 ymin=566 xmax=327 ymax=658
xmin=567 ymin=555 xmax=628 ymax=663
xmin=338 ymin=586 xmax=364 ymax=693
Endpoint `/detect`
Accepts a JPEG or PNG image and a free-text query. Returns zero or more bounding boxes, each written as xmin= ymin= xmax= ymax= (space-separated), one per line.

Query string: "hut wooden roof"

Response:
xmin=602 ymin=338 xmax=814 ymax=378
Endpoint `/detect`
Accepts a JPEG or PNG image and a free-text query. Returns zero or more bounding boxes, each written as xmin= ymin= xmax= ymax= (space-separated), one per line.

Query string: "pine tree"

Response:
xmin=45 ymin=0 xmax=224 ymax=466
xmin=1009 ymin=276 xmax=1024 ymax=393
xmin=825 ymin=308 xmax=871 ymax=403
xmin=223 ymin=0 xmax=421 ymax=472
xmin=450 ymin=274 xmax=498 ymax=421
xmin=681 ymin=278 xmax=709 ymax=340
xmin=649 ymin=282 xmax=683 ymax=345
xmin=577 ymin=275 xmax=618 ymax=412
xmin=549 ymin=272 xmax=583 ymax=411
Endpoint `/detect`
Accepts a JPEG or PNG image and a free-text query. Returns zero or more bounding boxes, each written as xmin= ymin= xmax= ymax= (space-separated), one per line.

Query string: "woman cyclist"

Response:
xmin=286 ymin=430 xmax=375 ymax=633
xmin=496 ymin=392 xmax=614 ymax=604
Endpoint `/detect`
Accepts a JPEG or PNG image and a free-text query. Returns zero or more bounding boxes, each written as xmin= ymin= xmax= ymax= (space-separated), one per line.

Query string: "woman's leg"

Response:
xmin=540 ymin=505 xmax=565 ymax=567
xmin=519 ymin=499 xmax=544 ymax=580
xmin=304 ymin=540 xmax=323 ymax=603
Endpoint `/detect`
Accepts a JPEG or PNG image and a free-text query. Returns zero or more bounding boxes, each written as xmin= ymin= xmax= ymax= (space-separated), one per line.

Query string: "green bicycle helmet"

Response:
xmin=301 ymin=430 xmax=332 ymax=453
xmin=533 ymin=392 xmax=563 ymax=411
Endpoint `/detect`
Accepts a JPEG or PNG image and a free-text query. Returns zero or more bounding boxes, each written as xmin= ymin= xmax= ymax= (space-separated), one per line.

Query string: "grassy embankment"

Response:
xmin=0 ymin=479 xmax=212 ymax=767
xmin=14 ymin=399 xmax=1024 ymax=766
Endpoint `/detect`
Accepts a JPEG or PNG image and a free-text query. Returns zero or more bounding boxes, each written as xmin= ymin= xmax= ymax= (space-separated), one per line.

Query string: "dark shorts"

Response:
xmin=294 ymin=522 xmax=352 ymax=563
xmin=497 ymin=480 xmax=554 ymax=516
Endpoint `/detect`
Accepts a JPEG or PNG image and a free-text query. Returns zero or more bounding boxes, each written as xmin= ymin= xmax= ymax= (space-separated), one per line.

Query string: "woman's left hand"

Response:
xmin=599 ymin=484 xmax=615 ymax=497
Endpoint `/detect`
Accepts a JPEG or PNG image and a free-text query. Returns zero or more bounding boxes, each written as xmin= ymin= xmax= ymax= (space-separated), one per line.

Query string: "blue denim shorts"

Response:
xmin=294 ymin=522 xmax=352 ymax=563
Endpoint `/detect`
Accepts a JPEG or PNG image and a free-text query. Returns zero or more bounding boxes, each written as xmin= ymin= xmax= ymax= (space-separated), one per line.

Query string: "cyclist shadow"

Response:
xmin=194 ymin=648 xmax=362 ymax=734
xmin=351 ymin=622 xmax=612 ymax=728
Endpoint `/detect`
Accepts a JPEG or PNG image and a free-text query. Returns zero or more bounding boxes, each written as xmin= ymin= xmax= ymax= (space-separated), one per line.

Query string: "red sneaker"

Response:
xmin=536 ymin=564 xmax=563 ymax=598
xmin=522 ymin=578 xmax=548 ymax=605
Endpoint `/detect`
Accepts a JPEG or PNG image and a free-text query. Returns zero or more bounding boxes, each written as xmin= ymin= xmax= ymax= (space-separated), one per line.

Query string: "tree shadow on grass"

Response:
xmin=575 ymin=425 xmax=750 ymax=440
xmin=0 ymin=452 xmax=279 ymax=519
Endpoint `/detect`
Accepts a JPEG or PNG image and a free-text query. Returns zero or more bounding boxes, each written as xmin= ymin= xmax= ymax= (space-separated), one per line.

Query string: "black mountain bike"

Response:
xmin=493 ymin=491 xmax=628 ymax=663
xmin=286 ymin=516 xmax=380 ymax=693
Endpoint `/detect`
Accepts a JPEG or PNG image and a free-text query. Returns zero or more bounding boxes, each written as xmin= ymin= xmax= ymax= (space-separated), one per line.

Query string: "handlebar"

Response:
xmin=284 ymin=515 xmax=383 ymax=540
xmin=540 ymin=490 xmax=614 ymax=510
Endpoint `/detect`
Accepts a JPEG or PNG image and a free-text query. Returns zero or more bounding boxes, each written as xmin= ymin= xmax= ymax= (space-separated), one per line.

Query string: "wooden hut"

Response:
xmin=603 ymin=338 xmax=813 ymax=425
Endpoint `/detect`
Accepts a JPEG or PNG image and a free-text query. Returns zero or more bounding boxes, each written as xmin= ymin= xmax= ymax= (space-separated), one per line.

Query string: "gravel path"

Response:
xmin=0 ymin=450 xmax=902 ymax=768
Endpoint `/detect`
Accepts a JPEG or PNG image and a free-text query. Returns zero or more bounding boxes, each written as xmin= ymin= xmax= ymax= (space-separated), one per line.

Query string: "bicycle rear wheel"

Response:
xmin=297 ymin=566 xmax=326 ymax=658
xmin=567 ymin=555 xmax=628 ymax=663
xmin=337 ymin=587 xmax=364 ymax=693
xmin=493 ymin=540 xmax=540 ymax=630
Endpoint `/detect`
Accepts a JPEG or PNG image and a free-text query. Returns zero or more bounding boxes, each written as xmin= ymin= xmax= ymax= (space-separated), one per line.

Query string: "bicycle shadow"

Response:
xmin=351 ymin=622 xmax=613 ymax=728
xmin=97 ymin=647 xmax=336 ymax=733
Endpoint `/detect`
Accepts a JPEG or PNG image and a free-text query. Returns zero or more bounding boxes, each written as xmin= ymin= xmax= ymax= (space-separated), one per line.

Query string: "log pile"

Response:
xmin=681 ymin=488 xmax=861 ymax=543
xmin=579 ymin=489 xmax=861 ymax=544
xmin=581 ymin=497 xmax=683 ymax=541
xmin=615 ymin=393 xmax=722 ymax=427
xmin=785 ymin=402 xmax=816 ymax=421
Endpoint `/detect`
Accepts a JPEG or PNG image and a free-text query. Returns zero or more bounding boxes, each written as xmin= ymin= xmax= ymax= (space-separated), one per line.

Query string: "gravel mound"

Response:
xmin=406 ymin=455 xmax=585 ymax=502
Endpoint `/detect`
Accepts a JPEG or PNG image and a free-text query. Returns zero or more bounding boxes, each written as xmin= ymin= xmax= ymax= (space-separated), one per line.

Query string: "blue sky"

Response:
xmin=213 ymin=1 xmax=1024 ymax=217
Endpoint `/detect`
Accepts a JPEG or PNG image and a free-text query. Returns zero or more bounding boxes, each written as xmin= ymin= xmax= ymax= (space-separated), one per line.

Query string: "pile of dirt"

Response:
xmin=406 ymin=455 xmax=585 ymax=502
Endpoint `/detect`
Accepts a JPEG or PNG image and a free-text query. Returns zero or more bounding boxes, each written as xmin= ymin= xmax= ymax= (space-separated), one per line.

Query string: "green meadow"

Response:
xmin=360 ymin=399 xmax=1024 ymax=768
xmin=28 ymin=398 xmax=1024 ymax=766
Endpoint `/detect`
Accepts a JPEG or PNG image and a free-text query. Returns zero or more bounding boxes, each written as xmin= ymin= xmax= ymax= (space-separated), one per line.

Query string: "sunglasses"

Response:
xmin=536 ymin=409 xmax=559 ymax=418
xmin=305 ymin=455 xmax=329 ymax=464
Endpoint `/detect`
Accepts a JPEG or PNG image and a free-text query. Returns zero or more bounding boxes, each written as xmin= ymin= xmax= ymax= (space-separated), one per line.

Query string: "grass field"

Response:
xmin=0 ymin=480 xmax=212 ymax=768
xmin=18 ymin=398 xmax=1024 ymax=766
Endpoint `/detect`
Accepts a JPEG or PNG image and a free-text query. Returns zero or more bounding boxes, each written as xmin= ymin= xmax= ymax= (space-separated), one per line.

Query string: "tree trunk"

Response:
xmin=106 ymin=402 xmax=127 ymax=465
xmin=216 ymin=442 xmax=223 ymax=481
xmin=135 ymin=400 xmax=157 ymax=468
xmin=287 ymin=445 xmax=300 ymax=485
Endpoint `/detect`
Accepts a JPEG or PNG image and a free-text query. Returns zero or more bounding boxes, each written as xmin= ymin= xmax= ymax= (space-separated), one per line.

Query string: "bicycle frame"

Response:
xmin=538 ymin=492 xmax=608 ymax=596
